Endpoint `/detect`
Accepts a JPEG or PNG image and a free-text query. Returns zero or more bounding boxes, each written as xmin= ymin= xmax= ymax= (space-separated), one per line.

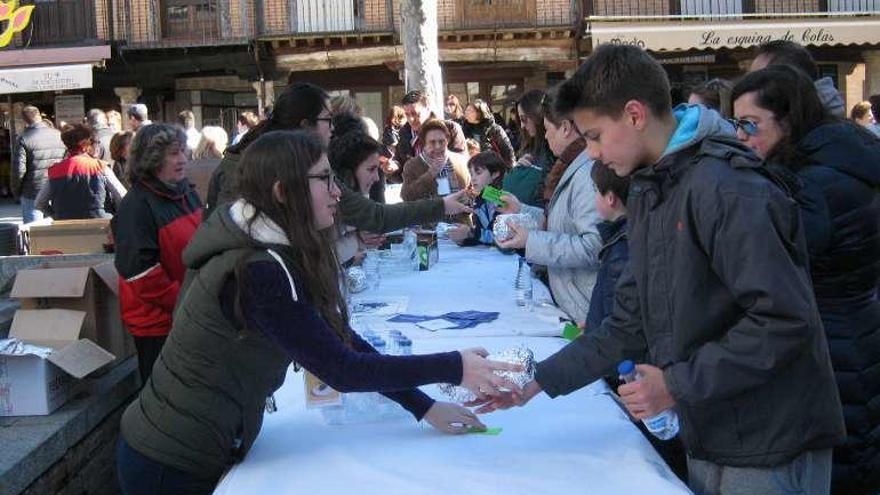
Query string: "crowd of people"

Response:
xmin=6 ymin=38 xmax=879 ymax=495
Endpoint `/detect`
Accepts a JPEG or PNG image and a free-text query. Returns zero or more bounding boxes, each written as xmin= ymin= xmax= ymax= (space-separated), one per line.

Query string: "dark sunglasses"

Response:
xmin=728 ymin=118 xmax=759 ymax=137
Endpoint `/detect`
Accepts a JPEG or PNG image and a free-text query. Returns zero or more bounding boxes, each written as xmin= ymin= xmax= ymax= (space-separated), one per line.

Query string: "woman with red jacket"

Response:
xmin=112 ymin=123 xmax=202 ymax=382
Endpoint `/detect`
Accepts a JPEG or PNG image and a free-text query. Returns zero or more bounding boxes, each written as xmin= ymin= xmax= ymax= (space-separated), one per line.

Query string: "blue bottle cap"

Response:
xmin=617 ymin=360 xmax=635 ymax=375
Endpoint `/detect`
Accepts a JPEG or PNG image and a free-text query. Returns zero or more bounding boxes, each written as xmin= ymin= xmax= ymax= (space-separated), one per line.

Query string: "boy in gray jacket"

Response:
xmin=473 ymin=44 xmax=845 ymax=495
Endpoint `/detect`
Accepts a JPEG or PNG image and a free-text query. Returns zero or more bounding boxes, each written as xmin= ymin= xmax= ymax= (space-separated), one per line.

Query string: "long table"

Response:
xmin=213 ymin=241 xmax=692 ymax=494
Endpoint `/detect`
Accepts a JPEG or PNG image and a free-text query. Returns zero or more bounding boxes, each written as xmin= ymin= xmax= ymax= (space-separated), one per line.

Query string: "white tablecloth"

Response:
xmin=213 ymin=242 xmax=692 ymax=494
xmin=214 ymin=337 xmax=691 ymax=495
xmin=352 ymin=240 xmax=568 ymax=339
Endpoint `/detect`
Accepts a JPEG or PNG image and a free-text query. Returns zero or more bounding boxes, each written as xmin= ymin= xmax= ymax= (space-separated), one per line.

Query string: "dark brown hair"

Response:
xmin=731 ymin=65 xmax=835 ymax=168
xmin=109 ymin=131 xmax=134 ymax=162
xmin=419 ymin=119 xmax=450 ymax=141
xmin=60 ymin=124 xmax=95 ymax=153
xmin=230 ymin=82 xmax=329 ymax=154
xmin=556 ymin=43 xmax=672 ymax=119
xmin=237 ymin=130 xmax=350 ymax=343
xmin=591 ymin=160 xmax=630 ymax=204
xmin=517 ymin=89 xmax=548 ymax=157
xmin=468 ymin=151 xmax=509 ymax=187
xmin=753 ymin=40 xmax=818 ymax=80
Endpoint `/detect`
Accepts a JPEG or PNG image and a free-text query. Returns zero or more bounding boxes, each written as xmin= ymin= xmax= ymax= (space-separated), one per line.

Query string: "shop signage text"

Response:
xmin=699 ymin=27 xmax=835 ymax=48
xmin=0 ymin=64 xmax=93 ymax=94
xmin=592 ymin=18 xmax=877 ymax=52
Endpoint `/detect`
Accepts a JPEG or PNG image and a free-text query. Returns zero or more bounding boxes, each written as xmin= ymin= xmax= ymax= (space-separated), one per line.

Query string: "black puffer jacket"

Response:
xmin=792 ymin=122 xmax=880 ymax=495
xmin=13 ymin=122 xmax=66 ymax=199
xmin=462 ymin=118 xmax=515 ymax=166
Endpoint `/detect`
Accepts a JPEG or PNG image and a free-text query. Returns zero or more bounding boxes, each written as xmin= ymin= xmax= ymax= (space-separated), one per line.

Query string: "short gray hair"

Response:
xmin=86 ymin=108 xmax=108 ymax=128
xmin=127 ymin=103 xmax=149 ymax=122
xmin=128 ymin=123 xmax=186 ymax=184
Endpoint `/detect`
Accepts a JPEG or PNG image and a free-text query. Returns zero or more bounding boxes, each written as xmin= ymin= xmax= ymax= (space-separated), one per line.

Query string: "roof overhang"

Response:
xmin=589 ymin=17 xmax=880 ymax=52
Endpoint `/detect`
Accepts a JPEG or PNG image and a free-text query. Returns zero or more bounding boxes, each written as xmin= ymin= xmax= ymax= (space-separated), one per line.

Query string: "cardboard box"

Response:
xmin=28 ymin=219 xmax=112 ymax=256
xmin=11 ymin=260 xmax=135 ymax=361
xmin=0 ymin=309 xmax=115 ymax=416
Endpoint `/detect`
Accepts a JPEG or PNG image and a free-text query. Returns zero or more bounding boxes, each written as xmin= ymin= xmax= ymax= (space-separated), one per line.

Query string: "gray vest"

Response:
xmin=120 ymin=245 xmax=291 ymax=477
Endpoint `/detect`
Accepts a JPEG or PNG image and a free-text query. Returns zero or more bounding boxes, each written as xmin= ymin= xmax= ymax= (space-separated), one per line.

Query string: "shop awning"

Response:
xmin=0 ymin=45 xmax=110 ymax=94
xmin=590 ymin=17 xmax=880 ymax=52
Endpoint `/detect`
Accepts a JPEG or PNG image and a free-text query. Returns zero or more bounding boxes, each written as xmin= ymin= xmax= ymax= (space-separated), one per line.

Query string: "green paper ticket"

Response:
xmin=467 ymin=426 xmax=503 ymax=435
xmin=481 ymin=186 xmax=507 ymax=207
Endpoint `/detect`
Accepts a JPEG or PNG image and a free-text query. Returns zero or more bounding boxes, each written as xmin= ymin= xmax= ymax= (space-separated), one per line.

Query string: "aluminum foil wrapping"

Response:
xmin=346 ymin=266 xmax=368 ymax=293
xmin=0 ymin=338 xmax=53 ymax=358
xmin=435 ymin=222 xmax=453 ymax=239
xmin=492 ymin=213 xmax=540 ymax=242
xmin=439 ymin=345 xmax=537 ymax=403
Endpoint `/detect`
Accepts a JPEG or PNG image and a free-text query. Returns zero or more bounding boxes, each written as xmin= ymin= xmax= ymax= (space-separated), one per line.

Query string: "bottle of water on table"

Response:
xmin=514 ymin=256 xmax=533 ymax=308
xmin=617 ymin=360 xmax=679 ymax=440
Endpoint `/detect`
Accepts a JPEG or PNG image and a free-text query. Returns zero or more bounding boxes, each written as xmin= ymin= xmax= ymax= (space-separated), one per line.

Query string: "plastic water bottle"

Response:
xmin=363 ymin=250 xmax=381 ymax=290
xmin=617 ymin=360 xmax=680 ymax=440
xmin=514 ymin=256 xmax=533 ymax=308
xmin=398 ymin=337 xmax=412 ymax=356
xmin=403 ymin=229 xmax=420 ymax=272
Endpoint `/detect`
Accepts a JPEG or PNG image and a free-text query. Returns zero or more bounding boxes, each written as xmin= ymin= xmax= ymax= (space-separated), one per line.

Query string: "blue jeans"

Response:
xmin=20 ymin=197 xmax=43 ymax=224
xmin=116 ymin=437 xmax=220 ymax=495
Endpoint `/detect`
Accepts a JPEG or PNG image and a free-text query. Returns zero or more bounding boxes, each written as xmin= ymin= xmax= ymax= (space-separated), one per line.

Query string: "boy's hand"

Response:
xmin=496 ymin=193 xmax=521 ymax=214
xmin=448 ymin=224 xmax=470 ymax=244
xmin=617 ymin=364 xmax=676 ymax=419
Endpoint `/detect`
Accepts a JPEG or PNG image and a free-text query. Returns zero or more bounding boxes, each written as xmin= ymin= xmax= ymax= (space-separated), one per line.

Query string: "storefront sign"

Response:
xmin=591 ymin=18 xmax=880 ymax=52
xmin=0 ymin=64 xmax=93 ymax=94
xmin=0 ymin=0 xmax=34 ymax=48
xmin=54 ymin=95 xmax=85 ymax=127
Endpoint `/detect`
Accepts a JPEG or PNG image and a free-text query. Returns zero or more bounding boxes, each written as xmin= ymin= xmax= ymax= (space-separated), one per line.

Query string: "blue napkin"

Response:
xmin=387 ymin=311 xmax=499 ymax=329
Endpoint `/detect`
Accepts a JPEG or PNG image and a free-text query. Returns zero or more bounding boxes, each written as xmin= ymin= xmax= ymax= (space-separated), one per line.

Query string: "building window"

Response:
xmin=163 ymin=0 xmax=219 ymax=39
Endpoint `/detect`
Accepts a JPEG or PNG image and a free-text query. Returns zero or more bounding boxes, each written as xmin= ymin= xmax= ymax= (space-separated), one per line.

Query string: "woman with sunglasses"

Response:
xmin=732 ymin=65 xmax=880 ymax=495
xmin=116 ymin=130 xmax=520 ymax=495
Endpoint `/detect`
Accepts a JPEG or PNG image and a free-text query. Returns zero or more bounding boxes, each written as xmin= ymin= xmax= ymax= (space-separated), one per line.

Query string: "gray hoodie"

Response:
xmin=814 ymin=77 xmax=845 ymax=118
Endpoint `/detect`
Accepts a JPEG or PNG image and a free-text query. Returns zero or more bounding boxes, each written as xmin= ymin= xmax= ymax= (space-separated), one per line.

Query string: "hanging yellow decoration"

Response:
xmin=0 ymin=0 xmax=34 ymax=48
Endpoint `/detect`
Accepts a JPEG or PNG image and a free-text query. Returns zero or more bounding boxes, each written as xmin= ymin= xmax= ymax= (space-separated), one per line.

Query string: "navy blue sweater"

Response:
xmin=585 ymin=217 xmax=628 ymax=333
xmin=220 ymin=260 xmax=461 ymax=419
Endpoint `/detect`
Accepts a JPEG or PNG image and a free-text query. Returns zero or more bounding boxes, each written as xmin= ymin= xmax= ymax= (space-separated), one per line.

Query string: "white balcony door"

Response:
xmin=828 ymin=0 xmax=879 ymax=11
xmin=680 ymin=0 xmax=743 ymax=16
xmin=296 ymin=0 xmax=355 ymax=33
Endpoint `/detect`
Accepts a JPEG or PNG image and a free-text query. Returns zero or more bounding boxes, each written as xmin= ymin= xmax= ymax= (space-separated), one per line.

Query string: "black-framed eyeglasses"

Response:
xmin=728 ymin=118 xmax=759 ymax=137
xmin=315 ymin=116 xmax=333 ymax=125
xmin=307 ymin=171 xmax=337 ymax=192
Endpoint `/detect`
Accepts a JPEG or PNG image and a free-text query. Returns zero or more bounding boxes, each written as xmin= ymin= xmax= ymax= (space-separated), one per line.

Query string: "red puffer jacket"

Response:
xmin=112 ymin=177 xmax=202 ymax=337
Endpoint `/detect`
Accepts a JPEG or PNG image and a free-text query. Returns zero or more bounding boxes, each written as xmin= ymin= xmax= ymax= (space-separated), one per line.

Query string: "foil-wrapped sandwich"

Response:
xmin=346 ymin=266 xmax=368 ymax=293
xmin=439 ymin=346 xmax=537 ymax=403
xmin=492 ymin=213 xmax=540 ymax=242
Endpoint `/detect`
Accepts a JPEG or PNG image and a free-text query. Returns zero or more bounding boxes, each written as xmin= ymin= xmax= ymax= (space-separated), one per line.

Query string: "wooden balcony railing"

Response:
xmin=13 ymin=0 xmax=105 ymax=47
xmin=583 ymin=0 xmax=879 ymax=19
xmin=256 ymin=0 xmax=578 ymax=39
